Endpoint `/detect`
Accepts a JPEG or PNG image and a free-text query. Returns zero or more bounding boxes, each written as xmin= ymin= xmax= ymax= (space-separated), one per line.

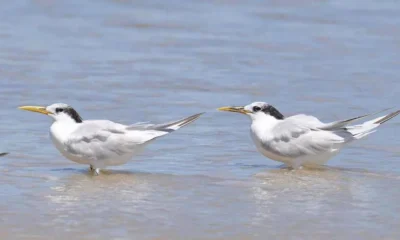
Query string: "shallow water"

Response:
xmin=1 ymin=0 xmax=400 ymax=239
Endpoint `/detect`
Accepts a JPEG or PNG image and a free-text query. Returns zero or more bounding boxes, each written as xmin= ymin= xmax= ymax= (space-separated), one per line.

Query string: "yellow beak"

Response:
xmin=18 ymin=106 xmax=50 ymax=115
xmin=217 ymin=106 xmax=251 ymax=114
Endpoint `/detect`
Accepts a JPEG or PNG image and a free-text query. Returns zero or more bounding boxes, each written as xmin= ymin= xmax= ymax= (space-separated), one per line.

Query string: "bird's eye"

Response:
xmin=253 ymin=106 xmax=261 ymax=112
xmin=55 ymin=108 xmax=64 ymax=113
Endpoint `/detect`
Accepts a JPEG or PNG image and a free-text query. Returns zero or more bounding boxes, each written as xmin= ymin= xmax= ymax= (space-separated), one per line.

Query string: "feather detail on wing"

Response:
xmin=127 ymin=113 xmax=204 ymax=132
xmin=264 ymin=115 xmax=345 ymax=159
xmin=270 ymin=114 xmax=322 ymax=141
xmin=342 ymin=109 xmax=400 ymax=139
xmin=64 ymin=120 xmax=146 ymax=162
xmin=264 ymin=109 xmax=400 ymax=159
xmin=64 ymin=113 xmax=203 ymax=162
xmin=319 ymin=108 xmax=392 ymax=130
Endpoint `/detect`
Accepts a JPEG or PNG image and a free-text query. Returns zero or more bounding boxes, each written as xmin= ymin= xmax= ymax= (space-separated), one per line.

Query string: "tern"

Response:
xmin=19 ymin=103 xmax=203 ymax=175
xmin=218 ymin=102 xmax=400 ymax=168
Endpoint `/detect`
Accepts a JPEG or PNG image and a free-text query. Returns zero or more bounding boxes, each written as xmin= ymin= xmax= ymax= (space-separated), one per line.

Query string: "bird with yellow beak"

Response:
xmin=19 ymin=103 xmax=203 ymax=175
xmin=218 ymin=101 xmax=400 ymax=168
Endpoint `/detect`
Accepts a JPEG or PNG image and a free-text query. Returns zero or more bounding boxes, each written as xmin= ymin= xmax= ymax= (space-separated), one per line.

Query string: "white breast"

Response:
xmin=50 ymin=122 xmax=90 ymax=165
xmin=250 ymin=129 xmax=293 ymax=164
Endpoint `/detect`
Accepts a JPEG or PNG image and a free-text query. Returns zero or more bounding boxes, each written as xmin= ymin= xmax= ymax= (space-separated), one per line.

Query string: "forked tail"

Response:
xmin=127 ymin=113 xmax=204 ymax=140
xmin=346 ymin=110 xmax=400 ymax=139
xmin=149 ymin=113 xmax=204 ymax=132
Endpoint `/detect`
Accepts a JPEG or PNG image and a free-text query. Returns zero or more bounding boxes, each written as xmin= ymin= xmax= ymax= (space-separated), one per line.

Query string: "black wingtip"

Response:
xmin=0 ymin=152 xmax=8 ymax=157
xmin=374 ymin=110 xmax=400 ymax=124
xmin=345 ymin=107 xmax=394 ymax=123
xmin=177 ymin=112 xmax=205 ymax=127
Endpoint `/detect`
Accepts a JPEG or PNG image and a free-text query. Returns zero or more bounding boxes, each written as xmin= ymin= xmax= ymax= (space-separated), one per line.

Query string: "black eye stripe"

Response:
xmin=253 ymin=106 xmax=261 ymax=112
xmin=52 ymin=106 xmax=83 ymax=123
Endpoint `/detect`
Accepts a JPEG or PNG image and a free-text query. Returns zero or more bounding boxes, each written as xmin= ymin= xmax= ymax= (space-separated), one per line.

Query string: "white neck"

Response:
xmin=50 ymin=118 xmax=80 ymax=143
xmin=250 ymin=113 xmax=280 ymax=141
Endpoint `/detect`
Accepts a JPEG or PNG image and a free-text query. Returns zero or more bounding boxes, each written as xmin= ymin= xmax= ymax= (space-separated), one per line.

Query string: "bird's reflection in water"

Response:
xmin=46 ymin=169 xmax=155 ymax=214
xmin=250 ymin=167 xmax=343 ymax=229
xmin=249 ymin=164 xmax=400 ymax=229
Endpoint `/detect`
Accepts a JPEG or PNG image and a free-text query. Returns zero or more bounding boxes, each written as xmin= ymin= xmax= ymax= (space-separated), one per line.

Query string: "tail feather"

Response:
xmin=152 ymin=113 xmax=204 ymax=132
xmin=374 ymin=110 xmax=400 ymax=124
xmin=321 ymin=108 xmax=393 ymax=130
xmin=127 ymin=113 xmax=204 ymax=133
xmin=346 ymin=110 xmax=400 ymax=139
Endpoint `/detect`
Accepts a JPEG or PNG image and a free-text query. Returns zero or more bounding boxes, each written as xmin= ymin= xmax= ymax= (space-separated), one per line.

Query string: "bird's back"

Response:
xmin=50 ymin=120 xmax=141 ymax=167
xmin=251 ymin=114 xmax=347 ymax=166
xmin=58 ymin=113 xmax=203 ymax=168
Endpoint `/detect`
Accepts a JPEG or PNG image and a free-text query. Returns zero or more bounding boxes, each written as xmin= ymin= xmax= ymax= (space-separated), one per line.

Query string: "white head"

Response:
xmin=218 ymin=101 xmax=284 ymax=122
xmin=19 ymin=103 xmax=83 ymax=123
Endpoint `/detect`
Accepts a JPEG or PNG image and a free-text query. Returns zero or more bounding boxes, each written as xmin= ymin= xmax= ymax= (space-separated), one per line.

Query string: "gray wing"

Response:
xmin=64 ymin=120 xmax=148 ymax=161
xmin=266 ymin=115 xmax=345 ymax=158
xmin=319 ymin=108 xmax=392 ymax=130
xmin=267 ymin=109 xmax=394 ymax=159
xmin=64 ymin=113 xmax=203 ymax=161
xmin=127 ymin=113 xmax=203 ymax=132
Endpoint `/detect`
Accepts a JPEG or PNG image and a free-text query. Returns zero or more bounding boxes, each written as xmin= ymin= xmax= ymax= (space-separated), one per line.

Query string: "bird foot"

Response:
xmin=287 ymin=164 xmax=303 ymax=171
xmin=89 ymin=165 xmax=100 ymax=175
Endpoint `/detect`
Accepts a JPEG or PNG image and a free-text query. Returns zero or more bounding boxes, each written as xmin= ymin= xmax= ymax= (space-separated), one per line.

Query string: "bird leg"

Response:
xmin=290 ymin=159 xmax=304 ymax=170
xmin=89 ymin=165 xmax=100 ymax=175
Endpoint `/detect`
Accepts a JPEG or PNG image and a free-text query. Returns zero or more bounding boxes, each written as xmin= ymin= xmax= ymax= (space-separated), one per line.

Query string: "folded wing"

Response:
xmin=127 ymin=113 xmax=203 ymax=132
xmin=65 ymin=120 xmax=142 ymax=161
xmin=319 ymin=108 xmax=392 ymax=130
xmin=266 ymin=109 xmax=400 ymax=159
xmin=267 ymin=115 xmax=344 ymax=159
xmin=64 ymin=113 xmax=203 ymax=161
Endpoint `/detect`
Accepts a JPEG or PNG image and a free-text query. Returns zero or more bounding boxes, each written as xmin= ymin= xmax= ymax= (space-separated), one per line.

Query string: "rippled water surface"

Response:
xmin=1 ymin=0 xmax=400 ymax=239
